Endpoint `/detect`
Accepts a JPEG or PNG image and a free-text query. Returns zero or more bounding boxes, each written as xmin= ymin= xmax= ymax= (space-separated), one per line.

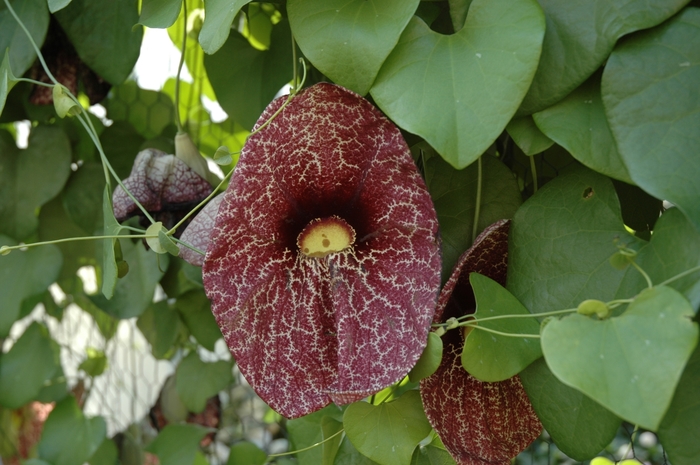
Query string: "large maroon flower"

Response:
xmin=202 ymin=83 xmax=441 ymax=418
xmin=420 ymin=220 xmax=542 ymax=465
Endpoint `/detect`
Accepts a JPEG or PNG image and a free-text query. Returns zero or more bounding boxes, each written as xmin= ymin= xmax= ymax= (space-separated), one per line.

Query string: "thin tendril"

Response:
xmin=530 ymin=155 xmax=538 ymax=193
xmin=174 ymin=0 xmax=188 ymax=133
xmin=630 ymin=260 xmax=653 ymax=289
xmin=0 ymin=234 xmax=152 ymax=253
xmin=461 ymin=323 xmax=541 ymax=339
xmin=658 ymin=265 xmax=700 ymax=287
xmin=291 ymin=28 xmax=298 ymax=92
xmin=266 ymin=429 xmax=344 ymax=460
xmin=471 ymin=155 xmax=483 ymax=244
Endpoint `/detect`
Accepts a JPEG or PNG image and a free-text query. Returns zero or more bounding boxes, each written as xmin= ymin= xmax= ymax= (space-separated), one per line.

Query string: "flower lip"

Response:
xmin=297 ymin=216 xmax=356 ymax=258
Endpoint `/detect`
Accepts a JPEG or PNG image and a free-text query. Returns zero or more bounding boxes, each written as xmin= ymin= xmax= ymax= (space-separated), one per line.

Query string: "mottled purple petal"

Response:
xmin=179 ymin=193 xmax=224 ymax=267
xmin=203 ymin=83 xmax=441 ymax=418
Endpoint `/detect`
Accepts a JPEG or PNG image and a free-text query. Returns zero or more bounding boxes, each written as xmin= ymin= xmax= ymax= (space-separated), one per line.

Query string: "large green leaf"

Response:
xmin=462 ymin=273 xmax=542 ymax=382
xmin=38 ymin=397 xmax=106 ymax=465
xmin=139 ymin=0 xmax=181 ymax=28
xmin=507 ymin=166 xmax=643 ymax=313
xmin=144 ymin=424 xmax=210 ymax=465
xmin=0 ymin=0 xmax=49 ymax=77
xmin=518 ymin=0 xmax=688 ymax=115
xmin=0 ymin=322 xmax=59 ymax=408
xmin=616 ymin=208 xmax=700 ymax=310
xmin=0 ymin=236 xmax=62 ymax=338
xmin=343 ymin=391 xmax=431 ymax=465
xmin=62 ymin=162 xmax=106 ymax=234
xmin=92 ymin=237 xmax=166 ymax=319
xmin=424 ymin=153 xmax=522 ymax=281
xmin=137 ymin=300 xmax=182 ymax=359
xmin=0 ymin=49 xmax=18 ymax=117
xmin=657 ymin=343 xmax=700 ymax=465
xmin=0 ymin=126 xmax=72 ymax=241
xmin=204 ymin=19 xmax=293 ymax=129
xmin=55 ymin=0 xmax=142 ymax=85
xmin=198 ymin=0 xmax=252 ymax=54
xmin=542 ymin=285 xmax=698 ymax=431
xmin=335 ymin=436 xmax=380 ymax=465
xmin=287 ymin=404 xmax=345 ymax=465
xmin=226 ymin=442 xmax=267 ymax=465
xmin=174 ymin=289 xmax=222 ymax=351
xmin=505 ymin=115 xmax=553 ymax=156
xmin=288 ymin=0 xmax=419 ymax=95
xmin=175 ymin=351 xmax=233 ymax=413
xmin=602 ymin=7 xmax=700 ymax=232
xmin=519 ymin=358 xmax=621 ymax=460
xmin=371 ymin=0 xmax=544 ymax=168
xmin=533 ymin=71 xmax=633 ymax=184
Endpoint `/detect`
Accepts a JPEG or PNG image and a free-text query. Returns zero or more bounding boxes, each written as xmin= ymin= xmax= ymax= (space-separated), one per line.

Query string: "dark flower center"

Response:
xmin=296 ymin=216 xmax=356 ymax=258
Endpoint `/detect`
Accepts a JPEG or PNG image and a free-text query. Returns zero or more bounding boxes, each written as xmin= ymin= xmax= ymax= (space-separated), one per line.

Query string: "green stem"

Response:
xmin=174 ymin=0 xmax=188 ymax=133
xmin=471 ymin=155 xmax=483 ymax=244
xmin=291 ymin=28 xmax=298 ymax=92
xmin=459 ymin=307 xmax=577 ymax=325
xmin=0 ymin=234 xmax=152 ymax=254
xmin=658 ymin=265 xmax=700 ymax=287
xmin=15 ymin=77 xmax=53 ymax=87
xmin=462 ymin=323 xmax=541 ymax=339
xmin=530 ymin=155 xmax=538 ymax=193
xmin=266 ymin=429 xmax=344 ymax=460
xmin=630 ymin=260 xmax=653 ymax=289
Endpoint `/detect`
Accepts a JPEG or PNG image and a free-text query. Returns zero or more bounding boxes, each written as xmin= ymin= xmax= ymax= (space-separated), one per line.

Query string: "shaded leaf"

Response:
xmin=462 ymin=273 xmax=542 ymax=382
xmin=506 ymin=115 xmax=553 ymax=156
xmin=0 ymin=0 xmax=49 ymax=76
xmin=321 ymin=416 xmax=344 ymax=465
xmin=518 ymin=0 xmax=688 ymax=114
xmin=425 ymin=153 xmax=522 ymax=281
xmin=62 ymin=162 xmax=106 ymax=234
xmin=204 ymin=19 xmax=292 ymax=129
xmin=542 ymin=285 xmax=699 ymax=430
xmin=0 ymin=49 xmax=18 ymax=117
xmin=343 ymin=391 xmax=431 ymax=465
xmin=175 ymin=289 xmax=221 ymax=351
xmin=144 ymin=424 xmax=210 ymax=465
xmin=198 ymin=0 xmax=252 ymax=54
xmin=55 ymin=0 xmax=142 ymax=84
xmin=519 ymin=358 xmax=621 ymax=461
xmin=38 ymin=396 xmax=106 ymax=465
xmin=0 ymin=236 xmax=62 ymax=337
xmin=287 ymin=404 xmax=344 ymax=465
xmin=0 ymin=322 xmax=59 ymax=408
xmin=78 ymin=347 xmax=108 ymax=377
xmin=602 ymin=8 xmax=700 ymax=231
xmin=408 ymin=332 xmax=443 ymax=383
xmin=371 ymin=0 xmax=545 ymax=168
xmin=288 ymin=0 xmax=419 ymax=95
xmin=48 ymin=0 xmax=72 ymax=13
xmin=139 ymin=0 xmax=181 ymax=28
xmin=100 ymin=186 xmax=121 ymax=300
xmin=227 ymin=442 xmax=267 ymax=465
xmin=657 ymin=343 xmax=700 ymax=465
xmin=175 ymin=351 xmax=233 ymax=413
xmin=88 ymin=438 xmax=118 ymax=465
xmin=334 ymin=436 xmax=380 ymax=465
xmin=105 ymin=82 xmax=175 ymax=140
xmin=533 ymin=71 xmax=633 ymax=184
xmin=137 ymin=300 xmax=182 ymax=359
xmin=0 ymin=126 xmax=72 ymax=241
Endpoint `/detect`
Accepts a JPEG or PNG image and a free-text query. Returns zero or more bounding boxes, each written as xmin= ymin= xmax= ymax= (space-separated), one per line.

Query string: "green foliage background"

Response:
xmin=0 ymin=0 xmax=699 ymax=464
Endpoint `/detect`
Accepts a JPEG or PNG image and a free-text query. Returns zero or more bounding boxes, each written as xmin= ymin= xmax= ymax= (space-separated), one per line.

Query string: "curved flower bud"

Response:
xmin=112 ymin=148 xmax=213 ymax=237
xmin=178 ymin=193 xmax=224 ymax=266
xmin=420 ymin=220 xmax=542 ymax=465
xmin=203 ymin=83 xmax=441 ymax=418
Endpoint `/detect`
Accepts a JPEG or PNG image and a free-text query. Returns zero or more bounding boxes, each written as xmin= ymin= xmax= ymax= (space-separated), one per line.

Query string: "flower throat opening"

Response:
xmin=297 ymin=216 xmax=356 ymax=258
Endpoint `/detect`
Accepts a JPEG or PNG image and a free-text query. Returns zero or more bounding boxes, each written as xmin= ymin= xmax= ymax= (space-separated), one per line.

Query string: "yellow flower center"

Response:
xmin=297 ymin=216 xmax=356 ymax=258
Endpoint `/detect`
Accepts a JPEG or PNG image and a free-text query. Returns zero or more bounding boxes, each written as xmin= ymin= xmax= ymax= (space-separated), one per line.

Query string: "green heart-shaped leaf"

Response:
xmin=533 ymin=71 xmax=633 ymax=184
xmin=139 ymin=0 xmax=181 ymax=28
xmin=175 ymin=351 xmax=233 ymax=413
xmin=144 ymin=424 xmax=210 ymax=465
xmin=542 ymin=285 xmax=699 ymax=430
xmin=0 ymin=0 xmax=49 ymax=77
xmin=343 ymin=390 xmax=431 ymax=465
xmin=408 ymin=332 xmax=443 ymax=383
xmin=462 ymin=273 xmax=542 ymax=382
xmin=0 ymin=322 xmax=59 ymax=408
xmin=506 ymin=115 xmax=553 ymax=156
xmin=371 ymin=0 xmax=545 ymax=168
xmin=602 ymin=8 xmax=700 ymax=232
xmin=0 ymin=236 xmax=62 ymax=337
xmin=518 ymin=0 xmax=688 ymax=115
xmin=198 ymin=0 xmax=252 ymax=54
xmin=288 ymin=0 xmax=419 ymax=95
xmin=0 ymin=126 xmax=72 ymax=241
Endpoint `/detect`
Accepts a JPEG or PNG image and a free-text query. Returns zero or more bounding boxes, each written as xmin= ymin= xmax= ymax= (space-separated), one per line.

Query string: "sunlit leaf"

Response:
xmin=175 ymin=351 xmax=233 ymax=413
xmin=518 ymin=0 xmax=688 ymax=115
xmin=139 ymin=0 xmax=181 ymax=28
xmin=371 ymin=0 xmax=545 ymax=168
xmin=0 ymin=0 xmax=49 ymax=77
xmin=48 ymin=0 xmax=72 ymax=13
xmin=462 ymin=273 xmax=542 ymax=382
xmin=533 ymin=71 xmax=633 ymax=184
xmin=38 ymin=396 xmax=106 ymax=465
xmin=408 ymin=332 xmax=443 ymax=383
xmin=344 ymin=391 xmax=431 ymax=465
xmin=602 ymin=8 xmax=700 ymax=231
xmin=542 ymin=285 xmax=699 ymax=430
xmin=0 ymin=236 xmax=62 ymax=338
xmin=519 ymin=358 xmax=621 ymax=460
xmin=78 ymin=348 xmax=108 ymax=377
xmin=288 ymin=0 xmax=419 ymax=95
xmin=105 ymin=82 xmax=175 ymax=140
xmin=198 ymin=0 xmax=252 ymax=54
xmin=55 ymin=0 xmax=142 ymax=84
xmin=0 ymin=126 xmax=72 ymax=241
xmin=0 ymin=322 xmax=59 ymax=408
